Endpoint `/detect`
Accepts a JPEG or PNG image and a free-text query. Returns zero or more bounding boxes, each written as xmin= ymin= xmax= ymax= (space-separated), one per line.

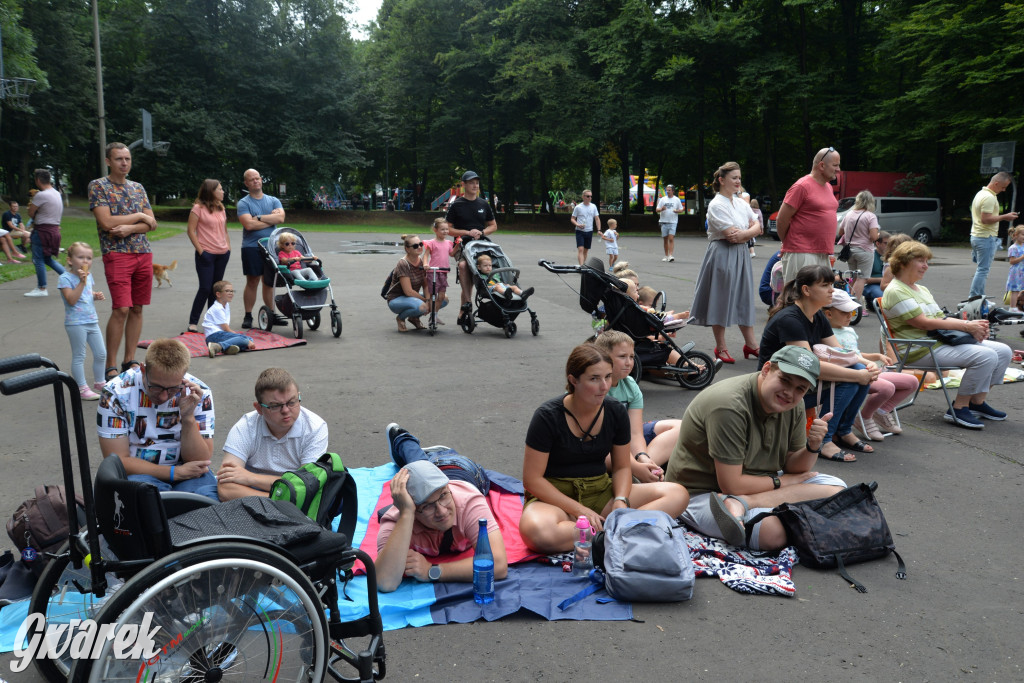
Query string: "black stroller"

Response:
xmin=257 ymin=227 xmax=342 ymax=339
xmin=459 ymin=240 xmax=539 ymax=338
xmin=0 ymin=354 xmax=386 ymax=682
xmin=539 ymin=258 xmax=718 ymax=390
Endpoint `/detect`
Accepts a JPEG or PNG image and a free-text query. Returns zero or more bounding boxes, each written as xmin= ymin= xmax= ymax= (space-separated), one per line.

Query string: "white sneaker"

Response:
xmin=24 ymin=288 xmax=48 ymax=297
xmin=661 ymin=256 xmax=670 ymax=261
xmin=874 ymin=410 xmax=902 ymax=434
xmin=208 ymin=342 xmax=222 ymax=358
xmin=667 ymin=255 xmax=675 ymax=262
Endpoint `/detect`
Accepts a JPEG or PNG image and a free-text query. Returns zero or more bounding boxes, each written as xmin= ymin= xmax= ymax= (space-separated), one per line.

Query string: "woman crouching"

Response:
xmin=519 ymin=344 xmax=689 ymax=553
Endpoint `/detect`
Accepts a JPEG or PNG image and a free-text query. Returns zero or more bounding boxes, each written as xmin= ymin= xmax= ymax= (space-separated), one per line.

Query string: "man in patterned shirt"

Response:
xmin=89 ymin=142 xmax=158 ymax=380
xmin=97 ymin=338 xmax=218 ymax=500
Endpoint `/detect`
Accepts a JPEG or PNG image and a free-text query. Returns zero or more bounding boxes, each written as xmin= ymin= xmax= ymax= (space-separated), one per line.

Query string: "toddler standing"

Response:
xmin=204 ymin=280 xmax=256 ymax=356
xmin=58 ymin=242 xmax=107 ymax=399
xmin=422 ymin=218 xmax=454 ymax=324
xmin=1005 ymin=224 xmax=1024 ymax=308
xmin=599 ymin=219 xmax=620 ymax=267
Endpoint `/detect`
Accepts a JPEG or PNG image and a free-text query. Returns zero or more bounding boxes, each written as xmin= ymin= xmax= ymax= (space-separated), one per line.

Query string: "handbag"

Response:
xmin=745 ymin=482 xmax=906 ymax=593
xmin=929 ymin=326 xmax=978 ymax=346
xmin=836 ymin=214 xmax=862 ymax=263
xmin=812 ymin=343 xmax=859 ymax=367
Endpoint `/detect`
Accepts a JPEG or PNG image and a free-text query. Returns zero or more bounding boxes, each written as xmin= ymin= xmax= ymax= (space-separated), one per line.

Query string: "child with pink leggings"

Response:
xmin=824 ymin=290 xmax=918 ymax=441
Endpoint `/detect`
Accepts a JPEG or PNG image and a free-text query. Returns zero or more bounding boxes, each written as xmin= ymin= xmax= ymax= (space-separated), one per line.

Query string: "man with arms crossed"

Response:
xmin=97 ymin=339 xmax=218 ymax=500
xmin=665 ymin=346 xmax=846 ymax=549
xmin=89 ymin=143 xmax=157 ymax=377
xmin=445 ymin=170 xmax=498 ymax=322
xmin=775 ymin=147 xmax=841 ymax=284
xmin=237 ymin=168 xmax=287 ymax=328
xmin=216 ymin=368 xmax=328 ymax=500
xmin=968 ymin=171 xmax=1018 ymax=298
xmin=654 ymin=184 xmax=683 ymax=262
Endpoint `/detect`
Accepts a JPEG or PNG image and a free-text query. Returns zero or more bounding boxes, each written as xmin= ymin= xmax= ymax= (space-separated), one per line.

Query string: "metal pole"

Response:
xmin=92 ymin=0 xmax=107 ymax=177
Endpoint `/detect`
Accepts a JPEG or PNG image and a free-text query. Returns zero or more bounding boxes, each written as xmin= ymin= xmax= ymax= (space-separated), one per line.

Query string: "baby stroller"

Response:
xmin=539 ymin=257 xmax=718 ymax=390
xmin=258 ymin=226 xmax=342 ymax=339
xmin=0 ymin=353 xmax=386 ymax=682
xmin=459 ymin=239 xmax=539 ymax=338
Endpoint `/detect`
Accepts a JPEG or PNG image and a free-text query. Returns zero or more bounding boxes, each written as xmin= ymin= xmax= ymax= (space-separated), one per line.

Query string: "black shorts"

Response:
xmin=575 ymin=230 xmax=593 ymax=249
xmin=241 ymin=246 xmax=264 ymax=277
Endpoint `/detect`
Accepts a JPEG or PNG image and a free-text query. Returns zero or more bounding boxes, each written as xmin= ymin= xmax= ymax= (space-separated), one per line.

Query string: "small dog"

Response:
xmin=152 ymin=260 xmax=177 ymax=287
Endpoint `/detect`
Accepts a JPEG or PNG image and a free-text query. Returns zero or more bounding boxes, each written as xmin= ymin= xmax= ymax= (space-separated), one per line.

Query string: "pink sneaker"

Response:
xmin=93 ymin=381 xmax=106 ymax=392
xmin=79 ymin=385 xmax=100 ymax=401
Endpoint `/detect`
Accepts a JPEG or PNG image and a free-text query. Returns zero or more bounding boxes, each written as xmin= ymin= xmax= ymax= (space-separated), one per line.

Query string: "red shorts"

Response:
xmin=103 ymin=252 xmax=153 ymax=309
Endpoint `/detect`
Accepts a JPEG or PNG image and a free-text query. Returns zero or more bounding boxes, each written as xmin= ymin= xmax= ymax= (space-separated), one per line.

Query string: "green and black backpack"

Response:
xmin=269 ymin=452 xmax=358 ymax=543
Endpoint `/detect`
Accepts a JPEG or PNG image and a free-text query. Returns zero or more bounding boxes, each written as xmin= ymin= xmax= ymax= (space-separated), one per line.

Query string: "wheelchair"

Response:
xmin=0 ymin=354 xmax=386 ymax=682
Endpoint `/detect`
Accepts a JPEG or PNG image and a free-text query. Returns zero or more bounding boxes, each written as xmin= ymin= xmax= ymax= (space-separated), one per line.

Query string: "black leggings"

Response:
xmin=189 ymin=250 xmax=231 ymax=324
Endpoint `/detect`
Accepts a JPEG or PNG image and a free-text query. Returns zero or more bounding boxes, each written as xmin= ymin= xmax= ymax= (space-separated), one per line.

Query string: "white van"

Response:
xmin=836 ymin=197 xmax=942 ymax=244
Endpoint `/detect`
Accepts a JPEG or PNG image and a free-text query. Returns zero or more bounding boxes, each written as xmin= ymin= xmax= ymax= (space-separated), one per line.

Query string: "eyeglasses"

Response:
xmin=281 ymin=241 xmax=296 ymax=246
xmin=144 ymin=374 xmax=184 ymax=397
xmin=407 ymin=243 xmax=423 ymax=249
xmin=415 ymin=488 xmax=451 ymax=515
xmin=259 ymin=395 xmax=302 ymax=412
xmin=818 ymin=147 xmax=835 ymax=164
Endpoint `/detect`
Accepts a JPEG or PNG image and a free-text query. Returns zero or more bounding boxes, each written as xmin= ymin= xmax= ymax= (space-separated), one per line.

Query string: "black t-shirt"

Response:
xmin=758 ymin=304 xmax=833 ymax=367
xmin=444 ymin=197 xmax=494 ymax=236
xmin=525 ymin=396 xmax=630 ymax=478
xmin=2 ymin=211 xmax=20 ymax=230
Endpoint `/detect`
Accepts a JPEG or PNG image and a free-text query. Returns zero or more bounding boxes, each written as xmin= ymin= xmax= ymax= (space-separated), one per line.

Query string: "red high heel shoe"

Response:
xmin=714 ymin=348 xmax=735 ymax=364
xmin=742 ymin=344 xmax=760 ymax=360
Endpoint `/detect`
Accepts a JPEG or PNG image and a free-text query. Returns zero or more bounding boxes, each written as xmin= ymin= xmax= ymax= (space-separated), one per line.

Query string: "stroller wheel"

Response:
xmin=461 ymin=310 xmax=476 ymax=334
xmin=331 ymin=311 xmax=342 ymax=337
xmin=293 ymin=314 xmax=304 ymax=339
xmin=308 ymin=312 xmax=321 ymax=330
xmin=503 ymin=321 xmax=517 ymax=338
xmin=531 ymin=317 xmax=540 ymax=336
xmin=673 ymin=351 xmax=716 ymax=390
xmin=258 ymin=306 xmax=273 ymax=332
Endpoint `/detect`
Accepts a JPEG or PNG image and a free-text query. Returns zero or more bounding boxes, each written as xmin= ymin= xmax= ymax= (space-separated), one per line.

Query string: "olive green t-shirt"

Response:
xmin=665 ymin=373 xmax=806 ymax=496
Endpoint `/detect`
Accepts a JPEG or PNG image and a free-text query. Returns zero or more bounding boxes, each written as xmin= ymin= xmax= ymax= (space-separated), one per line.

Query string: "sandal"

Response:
xmin=709 ymin=493 xmax=750 ymax=547
xmin=185 ymin=325 xmax=199 ymax=334
xmin=409 ymin=317 xmax=425 ymax=330
xmin=104 ymin=366 xmax=120 ymax=381
xmin=834 ymin=435 xmax=873 ymax=453
xmin=121 ymin=360 xmax=141 ymax=373
xmin=819 ymin=447 xmax=857 ymax=463
xmin=396 ymin=315 xmax=408 ymax=332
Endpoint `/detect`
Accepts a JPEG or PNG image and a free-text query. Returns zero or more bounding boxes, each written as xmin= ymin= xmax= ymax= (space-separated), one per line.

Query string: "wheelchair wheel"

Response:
xmin=331 ymin=310 xmax=342 ymax=337
xmin=29 ymin=539 xmax=122 ymax=683
xmin=72 ymin=543 xmax=328 ymax=683
xmin=674 ymin=351 xmax=715 ymax=390
xmin=258 ymin=305 xmax=274 ymax=332
xmin=308 ymin=312 xmax=321 ymax=330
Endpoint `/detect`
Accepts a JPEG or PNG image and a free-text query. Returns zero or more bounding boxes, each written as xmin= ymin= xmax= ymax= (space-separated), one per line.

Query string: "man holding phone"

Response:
xmin=97 ymin=338 xmax=218 ymax=500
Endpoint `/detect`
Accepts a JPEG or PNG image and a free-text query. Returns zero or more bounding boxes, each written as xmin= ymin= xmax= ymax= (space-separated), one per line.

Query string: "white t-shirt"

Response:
xmin=222 ymin=407 xmax=329 ymax=476
xmin=656 ymin=195 xmax=683 ymax=225
xmin=203 ymin=300 xmax=230 ymax=337
xmin=604 ymin=229 xmax=619 ymax=251
xmin=571 ymin=202 xmax=600 ymax=232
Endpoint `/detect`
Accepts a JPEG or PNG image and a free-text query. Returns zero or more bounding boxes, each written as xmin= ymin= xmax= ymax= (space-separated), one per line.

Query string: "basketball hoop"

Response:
xmin=153 ymin=141 xmax=170 ymax=157
xmin=0 ymin=77 xmax=36 ymax=108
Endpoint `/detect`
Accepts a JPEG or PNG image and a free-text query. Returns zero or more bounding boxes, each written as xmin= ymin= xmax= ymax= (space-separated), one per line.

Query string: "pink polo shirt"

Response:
xmin=781 ymin=174 xmax=839 ymax=254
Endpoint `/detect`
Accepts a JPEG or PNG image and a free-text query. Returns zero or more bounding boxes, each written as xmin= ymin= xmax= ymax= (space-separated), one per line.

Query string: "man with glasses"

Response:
xmin=237 ymin=168 xmax=287 ymax=329
xmin=216 ymin=368 xmax=328 ymax=501
xmin=445 ymin=170 xmax=498 ymax=322
xmin=775 ymin=147 xmax=841 ymax=283
xmin=571 ymin=189 xmax=601 ymax=265
xmin=665 ymin=347 xmax=845 ymax=549
xmin=655 ymin=184 xmax=684 ymax=262
xmin=376 ymin=453 xmax=507 ymax=593
xmin=97 ymin=338 xmax=218 ymax=500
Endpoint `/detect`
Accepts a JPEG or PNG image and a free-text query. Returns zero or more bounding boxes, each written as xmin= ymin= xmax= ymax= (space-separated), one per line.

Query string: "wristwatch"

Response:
xmin=613 ymin=496 xmax=630 ymax=508
xmin=772 ymin=475 xmax=781 ymax=490
xmin=428 ymin=565 xmax=442 ymax=582
xmin=256 ymin=214 xmax=261 ymax=223
xmin=808 ymin=442 xmax=824 ymax=455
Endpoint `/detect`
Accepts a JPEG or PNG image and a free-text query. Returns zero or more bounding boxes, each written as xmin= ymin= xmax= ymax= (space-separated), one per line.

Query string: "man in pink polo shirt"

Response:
xmin=775 ymin=147 xmax=841 ymax=284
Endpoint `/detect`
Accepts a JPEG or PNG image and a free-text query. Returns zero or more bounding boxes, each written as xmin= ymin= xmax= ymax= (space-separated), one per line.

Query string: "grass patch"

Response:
xmin=0 ymin=217 xmax=185 ymax=284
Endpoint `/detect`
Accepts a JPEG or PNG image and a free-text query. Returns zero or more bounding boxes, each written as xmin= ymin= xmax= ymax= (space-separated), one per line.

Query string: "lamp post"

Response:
xmin=92 ymin=0 xmax=107 ymax=177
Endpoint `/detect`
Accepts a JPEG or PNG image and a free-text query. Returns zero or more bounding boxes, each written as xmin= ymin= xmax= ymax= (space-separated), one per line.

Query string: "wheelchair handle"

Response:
xmin=538 ymin=259 xmax=580 ymax=273
xmin=0 ymin=353 xmax=57 ymax=375
xmin=0 ymin=368 xmax=61 ymax=396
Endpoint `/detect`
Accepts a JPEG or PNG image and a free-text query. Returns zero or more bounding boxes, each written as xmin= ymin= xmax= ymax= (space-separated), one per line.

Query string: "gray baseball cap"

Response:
xmin=770 ymin=346 xmax=820 ymax=388
xmin=461 ymin=170 xmax=480 ymax=183
xmin=404 ymin=461 xmax=449 ymax=505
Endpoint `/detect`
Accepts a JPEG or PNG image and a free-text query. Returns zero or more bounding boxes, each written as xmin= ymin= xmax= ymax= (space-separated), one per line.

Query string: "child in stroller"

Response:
xmin=459 ymin=240 xmax=540 ymax=338
xmin=277 ymin=231 xmax=322 ymax=281
xmin=477 ymin=253 xmax=535 ymax=302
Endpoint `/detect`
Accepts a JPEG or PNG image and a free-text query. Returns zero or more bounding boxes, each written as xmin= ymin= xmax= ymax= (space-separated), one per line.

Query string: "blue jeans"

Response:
xmin=969 ymin=235 xmax=1000 ymax=298
xmin=806 ymin=363 xmax=871 ymax=443
xmin=206 ymin=330 xmax=254 ymax=350
xmin=31 ymin=230 xmax=64 ymax=288
xmin=128 ymin=470 xmax=219 ymax=501
xmin=863 ymin=283 xmax=883 ymax=308
xmin=388 ymin=296 xmax=425 ymax=320
xmin=189 ymin=250 xmax=231 ymax=325
xmin=391 ymin=429 xmax=428 ymax=466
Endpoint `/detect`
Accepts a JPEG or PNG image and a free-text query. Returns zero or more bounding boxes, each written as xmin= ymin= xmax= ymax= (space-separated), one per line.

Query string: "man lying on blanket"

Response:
xmin=376 ymin=424 xmax=508 ymax=593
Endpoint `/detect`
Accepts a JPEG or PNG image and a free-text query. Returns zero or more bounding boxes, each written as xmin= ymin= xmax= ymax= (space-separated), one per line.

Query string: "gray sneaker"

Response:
xmin=208 ymin=342 xmax=222 ymax=358
xmin=24 ymin=288 xmax=48 ymax=297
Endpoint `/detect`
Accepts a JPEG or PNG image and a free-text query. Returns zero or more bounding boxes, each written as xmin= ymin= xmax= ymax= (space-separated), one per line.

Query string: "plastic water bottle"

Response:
xmin=572 ymin=516 xmax=593 ymax=577
xmin=473 ymin=518 xmax=494 ymax=604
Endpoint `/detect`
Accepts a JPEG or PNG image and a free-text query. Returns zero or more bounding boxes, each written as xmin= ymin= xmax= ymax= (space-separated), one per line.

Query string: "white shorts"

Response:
xmin=660 ymin=223 xmax=677 ymax=237
xmin=605 ymin=246 xmax=619 ymax=255
xmin=0 ymin=229 xmax=8 ymax=237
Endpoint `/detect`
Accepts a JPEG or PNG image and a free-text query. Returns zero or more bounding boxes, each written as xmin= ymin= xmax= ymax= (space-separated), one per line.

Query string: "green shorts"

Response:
xmin=526 ymin=474 xmax=614 ymax=514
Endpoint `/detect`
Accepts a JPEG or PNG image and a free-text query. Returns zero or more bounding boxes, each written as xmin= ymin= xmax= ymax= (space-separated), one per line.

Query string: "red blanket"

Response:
xmin=138 ymin=330 xmax=306 ymax=357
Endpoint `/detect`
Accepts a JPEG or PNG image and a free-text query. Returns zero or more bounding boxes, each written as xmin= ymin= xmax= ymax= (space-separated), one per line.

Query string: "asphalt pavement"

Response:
xmin=0 ymin=230 xmax=1021 ymax=681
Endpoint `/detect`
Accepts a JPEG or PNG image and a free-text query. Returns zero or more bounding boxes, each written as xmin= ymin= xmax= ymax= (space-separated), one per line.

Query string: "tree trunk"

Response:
xmin=620 ymin=131 xmax=630 ymax=229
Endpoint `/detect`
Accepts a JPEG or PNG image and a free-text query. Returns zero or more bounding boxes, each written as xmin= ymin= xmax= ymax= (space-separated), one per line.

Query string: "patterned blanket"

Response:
xmin=138 ymin=330 xmax=305 ymax=357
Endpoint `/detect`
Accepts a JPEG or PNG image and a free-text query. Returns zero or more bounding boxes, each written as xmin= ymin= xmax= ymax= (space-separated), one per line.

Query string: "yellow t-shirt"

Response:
xmin=970 ymin=187 xmax=1000 ymax=238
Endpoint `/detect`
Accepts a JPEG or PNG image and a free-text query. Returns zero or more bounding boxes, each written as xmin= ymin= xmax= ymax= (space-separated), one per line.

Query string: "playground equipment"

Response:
xmin=311 ymin=183 xmax=351 ymax=210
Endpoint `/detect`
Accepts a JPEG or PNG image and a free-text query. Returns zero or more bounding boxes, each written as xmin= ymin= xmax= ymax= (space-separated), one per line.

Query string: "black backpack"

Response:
xmin=269 ymin=453 xmax=358 ymax=543
xmin=381 ymin=269 xmax=395 ymax=299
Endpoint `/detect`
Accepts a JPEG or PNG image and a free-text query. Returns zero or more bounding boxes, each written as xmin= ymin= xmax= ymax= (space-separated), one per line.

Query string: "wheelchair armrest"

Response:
xmin=161 ymin=491 xmax=217 ymax=518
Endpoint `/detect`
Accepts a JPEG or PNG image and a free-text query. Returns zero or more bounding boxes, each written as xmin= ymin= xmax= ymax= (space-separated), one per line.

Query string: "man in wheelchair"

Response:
xmin=97 ymin=338 xmax=218 ymax=500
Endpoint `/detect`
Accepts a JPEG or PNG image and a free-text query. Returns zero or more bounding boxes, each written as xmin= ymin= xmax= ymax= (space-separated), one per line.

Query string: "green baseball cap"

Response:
xmin=770 ymin=346 xmax=819 ymax=388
